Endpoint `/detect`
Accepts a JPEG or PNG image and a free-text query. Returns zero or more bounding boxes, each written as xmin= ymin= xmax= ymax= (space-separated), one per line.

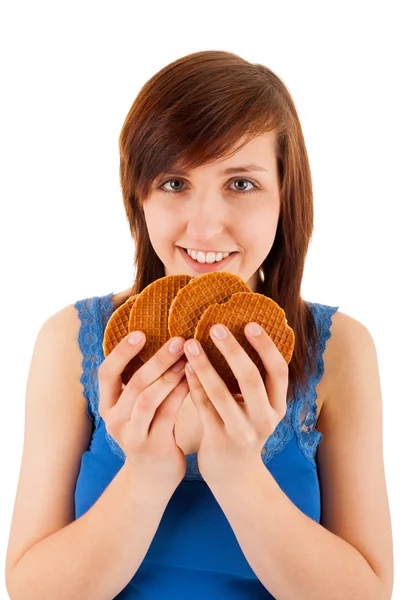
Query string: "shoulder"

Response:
xmin=25 ymin=301 xmax=95 ymax=481
xmin=329 ymin=308 xmax=373 ymax=352
xmin=319 ymin=309 xmax=376 ymax=417
xmin=38 ymin=303 xmax=92 ymax=412
xmin=40 ymin=302 xmax=85 ymax=349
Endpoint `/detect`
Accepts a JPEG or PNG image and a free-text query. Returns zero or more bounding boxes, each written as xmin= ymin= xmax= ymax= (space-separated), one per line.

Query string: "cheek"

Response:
xmin=144 ymin=204 xmax=182 ymax=247
xmin=241 ymin=210 xmax=279 ymax=256
xmin=245 ymin=210 xmax=278 ymax=237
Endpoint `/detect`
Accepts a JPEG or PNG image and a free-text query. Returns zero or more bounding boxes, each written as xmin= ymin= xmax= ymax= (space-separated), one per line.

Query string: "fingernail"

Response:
xmin=169 ymin=338 xmax=184 ymax=354
xmin=211 ymin=324 xmax=228 ymax=339
xmin=128 ymin=331 xmax=143 ymax=345
xmin=247 ymin=322 xmax=262 ymax=336
xmin=187 ymin=341 xmax=200 ymax=355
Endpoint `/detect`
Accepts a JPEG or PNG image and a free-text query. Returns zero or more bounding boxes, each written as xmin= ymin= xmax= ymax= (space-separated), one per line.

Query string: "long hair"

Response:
xmin=118 ymin=50 xmax=319 ymax=402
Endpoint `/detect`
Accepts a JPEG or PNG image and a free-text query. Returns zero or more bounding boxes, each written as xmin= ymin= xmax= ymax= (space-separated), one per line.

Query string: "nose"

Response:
xmin=185 ymin=196 xmax=225 ymax=241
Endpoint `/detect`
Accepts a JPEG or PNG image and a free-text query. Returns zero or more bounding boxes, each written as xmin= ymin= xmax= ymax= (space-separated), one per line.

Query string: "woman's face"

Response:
xmin=142 ymin=132 xmax=281 ymax=292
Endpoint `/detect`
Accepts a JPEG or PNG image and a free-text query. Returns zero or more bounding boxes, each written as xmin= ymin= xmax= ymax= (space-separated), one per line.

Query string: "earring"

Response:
xmin=258 ymin=266 xmax=265 ymax=283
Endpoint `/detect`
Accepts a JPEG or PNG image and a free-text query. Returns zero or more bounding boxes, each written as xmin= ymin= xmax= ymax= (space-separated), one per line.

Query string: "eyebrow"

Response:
xmin=160 ymin=163 xmax=270 ymax=177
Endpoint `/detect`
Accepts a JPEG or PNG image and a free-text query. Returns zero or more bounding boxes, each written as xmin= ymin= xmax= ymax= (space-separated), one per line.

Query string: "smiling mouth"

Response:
xmin=177 ymin=246 xmax=238 ymax=272
xmin=180 ymin=247 xmax=239 ymax=263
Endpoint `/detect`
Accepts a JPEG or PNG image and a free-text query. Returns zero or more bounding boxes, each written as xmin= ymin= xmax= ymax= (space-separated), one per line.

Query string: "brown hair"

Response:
xmin=118 ymin=49 xmax=319 ymax=402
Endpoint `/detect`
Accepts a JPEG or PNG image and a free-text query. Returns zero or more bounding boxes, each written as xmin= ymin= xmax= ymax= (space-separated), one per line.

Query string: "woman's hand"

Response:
xmin=98 ymin=332 xmax=189 ymax=492
xmin=183 ymin=322 xmax=289 ymax=487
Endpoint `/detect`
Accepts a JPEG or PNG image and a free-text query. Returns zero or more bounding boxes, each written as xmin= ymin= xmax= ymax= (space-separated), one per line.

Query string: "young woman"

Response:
xmin=6 ymin=50 xmax=393 ymax=599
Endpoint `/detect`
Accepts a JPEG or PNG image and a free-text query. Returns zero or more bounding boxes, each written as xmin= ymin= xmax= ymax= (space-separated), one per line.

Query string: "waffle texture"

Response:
xmin=102 ymin=294 xmax=143 ymax=385
xmin=129 ymin=274 xmax=193 ymax=363
xmin=194 ymin=292 xmax=295 ymax=393
xmin=168 ymin=271 xmax=251 ymax=340
xmin=101 ymin=272 xmax=295 ymax=392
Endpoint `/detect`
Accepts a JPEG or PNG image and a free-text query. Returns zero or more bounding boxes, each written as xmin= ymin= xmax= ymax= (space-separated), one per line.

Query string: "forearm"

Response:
xmin=210 ymin=461 xmax=387 ymax=600
xmin=7 ymin=464 xmax=173 ymax=600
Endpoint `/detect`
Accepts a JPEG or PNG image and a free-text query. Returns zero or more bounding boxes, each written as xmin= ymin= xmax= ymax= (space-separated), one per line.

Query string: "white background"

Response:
xmin=1 ymin=1 xmax=398 ymax=598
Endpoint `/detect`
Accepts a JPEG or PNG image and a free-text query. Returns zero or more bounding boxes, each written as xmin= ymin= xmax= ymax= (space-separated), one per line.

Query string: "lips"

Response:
xmin=183 ymin=247 xmax=232 ymax=255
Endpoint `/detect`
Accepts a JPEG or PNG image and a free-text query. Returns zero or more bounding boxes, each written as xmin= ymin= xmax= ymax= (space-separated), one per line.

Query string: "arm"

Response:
xmin=5 ymin=305 xmax=174 ymax=600
xmin=209 ymin=313 xmax=393 ymax=600
xmin=211 ymin=462 xmax=387 ymax=600
xmin=7 ymin=463 xmax=173 ymax=600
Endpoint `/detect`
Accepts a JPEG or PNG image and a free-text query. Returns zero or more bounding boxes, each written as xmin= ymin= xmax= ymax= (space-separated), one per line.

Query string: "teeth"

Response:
xmin=186 ymin=249 xmax=231 ymax=264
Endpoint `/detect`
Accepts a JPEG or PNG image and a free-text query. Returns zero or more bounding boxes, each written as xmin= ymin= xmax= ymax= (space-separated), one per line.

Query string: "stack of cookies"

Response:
xmin=103 ymin=272 xmax=295 ymax=393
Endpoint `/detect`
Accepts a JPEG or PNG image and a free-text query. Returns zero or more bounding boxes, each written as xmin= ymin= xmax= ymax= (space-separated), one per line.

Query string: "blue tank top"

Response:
xmin=74 ymin=292 xmax=339 ymax=599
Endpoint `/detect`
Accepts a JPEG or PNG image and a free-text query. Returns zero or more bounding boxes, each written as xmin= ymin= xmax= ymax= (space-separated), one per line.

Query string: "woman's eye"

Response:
xmin=158 ymin=178 xmax=259 ymax=195
xmin=161 ymin=179 xmax=186 ymax=193
xmin=231 ymin=179 xmax=257 ymax=194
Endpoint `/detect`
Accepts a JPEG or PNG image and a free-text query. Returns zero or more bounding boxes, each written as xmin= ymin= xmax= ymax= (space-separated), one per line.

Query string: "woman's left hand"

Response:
xmin=183 ymin=322 xmax=289 ymax=487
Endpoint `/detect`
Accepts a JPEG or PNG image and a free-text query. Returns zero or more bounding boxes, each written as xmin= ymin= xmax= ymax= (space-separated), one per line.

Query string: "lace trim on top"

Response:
xmin=75 ymin=293 xmax=117 ymax=452
xmin=75 ymin=293 xmax=339 ymax=480
xmin=260 ymin=302 xmax=339 ymax=469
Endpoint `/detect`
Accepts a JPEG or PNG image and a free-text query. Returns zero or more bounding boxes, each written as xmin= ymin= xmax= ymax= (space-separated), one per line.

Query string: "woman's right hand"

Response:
xmin=98 ymin=331 xmax=190 ymax=492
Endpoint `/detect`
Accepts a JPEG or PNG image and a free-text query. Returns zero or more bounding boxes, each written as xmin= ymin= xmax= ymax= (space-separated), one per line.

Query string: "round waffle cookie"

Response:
xmin=103 ymin=294 xmax=143 ymax=386
xmin=168 ymin=271 xmax=251 ymax=341
xmin=194 ymin=291 xmax=295 ymax=394
xmin=129 ymin=274 xmax=193 ymax=363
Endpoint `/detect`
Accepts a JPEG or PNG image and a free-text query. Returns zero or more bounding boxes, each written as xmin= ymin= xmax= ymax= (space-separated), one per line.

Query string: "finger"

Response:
xmin=120 ymin=358 xmax=187 ymax=425
xmin=126 ymin=335 xmax=186 ymax=396
xmin=185 ymin=362 xmax=222 ymax=434
xmin=244 ymin=322 xmax=289 ymax=416
xmin=150 ymin=378 xmax=189 ymax=439
xmin=98 ymin=331 xmax=146 ymax=416
xmin=183 ymin=339 xmax=245 ymax=430
xmin=209 ymin=324 xmax=269 ymax=422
